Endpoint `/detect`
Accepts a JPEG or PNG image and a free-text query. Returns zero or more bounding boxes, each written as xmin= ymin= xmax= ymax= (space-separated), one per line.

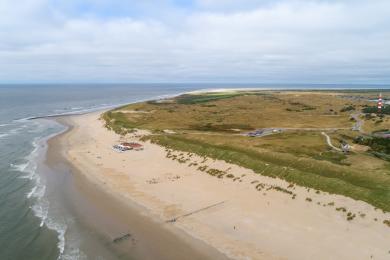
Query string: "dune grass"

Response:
xmin=101 ymin=111 xmax=136 ymax=135
xmin=104 ymin=90 xmax=390 ymax=211
xmin=176 ymin=92 xmax=246 ymax=104
xmin=106 ymin=91 xmax=357 ymax=132
xmin=146 ymin=134 xmax=390 ymax=212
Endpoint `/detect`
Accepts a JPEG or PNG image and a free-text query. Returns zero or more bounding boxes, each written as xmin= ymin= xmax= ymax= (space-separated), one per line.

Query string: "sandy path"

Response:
xmin=62 ymin=112 xmax=390 ymax=260
xmin=321 ymin=132 xmax=342 ymax=152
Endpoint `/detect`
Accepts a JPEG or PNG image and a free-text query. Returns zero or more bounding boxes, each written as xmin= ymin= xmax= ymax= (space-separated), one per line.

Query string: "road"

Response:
xmin=243 ymin=127 xmax=349 ymax=138
xmin=351 ymin=113 xmax=364 ymax=132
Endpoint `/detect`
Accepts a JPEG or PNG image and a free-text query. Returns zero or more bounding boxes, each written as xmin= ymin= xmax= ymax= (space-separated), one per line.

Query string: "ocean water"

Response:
xmin=0 ymin=83 xmax=388 ymax=260
xmin=0 ymin=84 xmax=203 ymax=260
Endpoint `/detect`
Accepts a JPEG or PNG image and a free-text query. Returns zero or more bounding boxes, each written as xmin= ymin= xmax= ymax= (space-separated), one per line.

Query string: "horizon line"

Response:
xmin=0 ymin=82 xmax=390 ymax=86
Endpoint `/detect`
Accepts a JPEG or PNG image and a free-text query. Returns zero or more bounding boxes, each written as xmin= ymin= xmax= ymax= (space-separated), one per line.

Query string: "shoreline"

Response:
xmin=47 ymin=113 xmax=228 ymax=259
xmin=48 ymin=109 xmax=390 ymax=259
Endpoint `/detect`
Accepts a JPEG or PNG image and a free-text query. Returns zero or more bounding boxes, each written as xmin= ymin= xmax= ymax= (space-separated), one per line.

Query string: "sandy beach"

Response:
xmin=55 ymin=111 xmax=390 ymax=260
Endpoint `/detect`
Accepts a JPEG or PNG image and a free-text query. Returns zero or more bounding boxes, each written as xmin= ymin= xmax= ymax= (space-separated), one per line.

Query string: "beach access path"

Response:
xmin=321 ymin=132 xmax=342 ymax=152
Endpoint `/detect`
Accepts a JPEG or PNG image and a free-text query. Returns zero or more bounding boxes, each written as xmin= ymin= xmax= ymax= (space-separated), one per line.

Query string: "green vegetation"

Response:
xmin=268 ymin=185 xmax=294 ymax=195
xmin=103 ymin=90 xmax=390 ymax=212
xmin=176 ymin=92 xmax=248 ymax=104
xmin=146 ymin=134 xmax=390 ymax=211
xmin=313 ymin=151 xmax=349 ymax=165
xmin=206 ymin=168 xmax=226 ymax=177
xmin=384 ymin=219 xmax=390 ymax=228
xmin=363 ymin=105 xmax=390 ymax=115
xmin=103 ymin=91 xmax=353 ymax=132
xmin=354 ymin=136 xmax=390 ymax=160
xmin=340 ymin=105 xmax=355 ymax=112
xmin=346 ymin=212 xmax=356 ymax=221
xmin=190 ymin=123 xmax=254 ymax=132
xmin=286 ymin=101 xmax=316 ymax=112
xmin=336 ymin=207 xmax=347 ymax=212
xmin=102 ymin=111 xmax=136 ymax=135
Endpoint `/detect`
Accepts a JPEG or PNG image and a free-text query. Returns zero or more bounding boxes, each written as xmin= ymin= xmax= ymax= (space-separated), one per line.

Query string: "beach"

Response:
xmin=53 ymin=111 xmax=390 ymax=260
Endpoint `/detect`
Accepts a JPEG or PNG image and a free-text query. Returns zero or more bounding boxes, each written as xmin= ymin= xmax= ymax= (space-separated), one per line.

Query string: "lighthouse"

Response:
xmin=378 ymin=93 xmax=383 ymax=113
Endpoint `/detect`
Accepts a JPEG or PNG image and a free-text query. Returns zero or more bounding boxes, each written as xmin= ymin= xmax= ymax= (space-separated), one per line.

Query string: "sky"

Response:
xmin=0 ymin=0 xmax=389 ymax=84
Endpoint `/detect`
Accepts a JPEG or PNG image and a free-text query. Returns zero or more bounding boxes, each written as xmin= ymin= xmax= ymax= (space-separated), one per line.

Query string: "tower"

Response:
xmin=378 ymin=93 xmax=383 ymax=113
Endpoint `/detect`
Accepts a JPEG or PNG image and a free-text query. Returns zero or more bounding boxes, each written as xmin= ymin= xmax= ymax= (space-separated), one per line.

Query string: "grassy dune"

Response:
xmin=147 ymin=134 xmax=390 ymax=211
xmin=106 ymin=91 xmax=356 ymax=131
xmin=103 ymin=90 xmax=390 ymax=211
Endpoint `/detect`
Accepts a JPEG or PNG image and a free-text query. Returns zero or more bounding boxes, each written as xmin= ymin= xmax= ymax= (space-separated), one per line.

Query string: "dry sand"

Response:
xmin=59 ymin=111 xmax=390 ymax=260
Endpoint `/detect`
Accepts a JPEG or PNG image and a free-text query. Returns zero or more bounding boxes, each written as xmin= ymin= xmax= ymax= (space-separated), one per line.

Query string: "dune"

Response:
xmin=58 ymin=111 xmax=390 ymax=260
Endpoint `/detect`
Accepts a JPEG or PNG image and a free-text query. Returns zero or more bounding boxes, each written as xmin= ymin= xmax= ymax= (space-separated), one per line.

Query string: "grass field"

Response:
xmin=103 ymin=90 xmax=390 ymax=212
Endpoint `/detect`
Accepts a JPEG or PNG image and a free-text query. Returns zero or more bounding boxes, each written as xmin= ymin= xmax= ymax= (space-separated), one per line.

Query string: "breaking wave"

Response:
xmin=0 ymin=133 xmax=10 ymax=139
xmin=13 ymin=133 xmax=69 ymax=258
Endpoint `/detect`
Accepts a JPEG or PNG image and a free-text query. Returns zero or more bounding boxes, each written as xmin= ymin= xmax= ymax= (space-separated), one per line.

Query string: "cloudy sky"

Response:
xmin=1 ymin=0 xmax=389 ymax=83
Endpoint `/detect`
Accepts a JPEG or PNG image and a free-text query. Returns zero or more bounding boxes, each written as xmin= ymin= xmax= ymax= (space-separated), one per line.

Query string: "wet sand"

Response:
xmin=46 ymin=117 xmax=229 ymax=260
xmin=50 ymin=111 xmax=390 ymax=260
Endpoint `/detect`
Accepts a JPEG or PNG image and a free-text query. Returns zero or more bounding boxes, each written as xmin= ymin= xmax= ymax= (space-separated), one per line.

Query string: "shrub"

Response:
xmin=347 ymin=212 xmax=356 ymax=221
xmin=197 ymin=165 xmax=208 ymax=172
xmin=354 ymin=136 xmax=390 ymax=155
xmin=384 ymin=220 xmax=390 ymax=227
xmin=255 ymin=183 xmax=265 ymax=191
xmin=336 ymin=207 xmax=347 ymax=212
xmin=363 ymin=105 xmax=390 ymax=115
xmin=340 ymin=105 xmax=355 ymax=112
xmin=147 ymin=134 xmax=390 ymax=212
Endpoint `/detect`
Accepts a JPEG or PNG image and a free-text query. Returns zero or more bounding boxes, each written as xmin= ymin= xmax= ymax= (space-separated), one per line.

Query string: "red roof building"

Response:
xmin=121 ymin=142 xmax=144 ymax=150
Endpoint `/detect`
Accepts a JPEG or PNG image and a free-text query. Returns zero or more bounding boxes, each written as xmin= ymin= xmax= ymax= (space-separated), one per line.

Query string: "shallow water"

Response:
xmin=0 ymin=84 xmax=202 ymax=259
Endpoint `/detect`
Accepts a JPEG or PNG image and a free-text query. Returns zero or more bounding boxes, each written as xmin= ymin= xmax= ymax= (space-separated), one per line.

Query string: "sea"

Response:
xmin=0 ymin=83 xmax=388 ymax=260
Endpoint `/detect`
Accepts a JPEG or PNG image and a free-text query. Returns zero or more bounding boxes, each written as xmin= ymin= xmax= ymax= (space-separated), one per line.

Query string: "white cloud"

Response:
xmin=0 ymin=0 xmax=389 ymax=83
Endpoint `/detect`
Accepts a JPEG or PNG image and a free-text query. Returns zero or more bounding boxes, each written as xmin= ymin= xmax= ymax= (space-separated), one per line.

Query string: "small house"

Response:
xmin=113 ymin=144 xmax=130 ymax=152
xmin=341 ymin=143 xmax=351 ymax=153
xmin=121 ymin=142 xmax=144 ymax=151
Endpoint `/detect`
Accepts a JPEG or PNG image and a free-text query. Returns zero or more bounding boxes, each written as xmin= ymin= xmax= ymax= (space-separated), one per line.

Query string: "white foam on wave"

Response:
xmin=45 ymin=213 xmax=67 ymax=255
xmin=0 ymin=125 xmax=27 ymax=139
xmin=30 ymin=194 xmax=67 ymax=257
xmin=27 ymin=186 xmax=37 ymax=198
xmin=13 ymin=124 xmax=72 ymax=259
xmin=29 ymin=177 xmax=68 ymax=258
xmin=13 ymin=117 xmax=30 ymax=123
xmin=0 ymin=133 xmax=9 ymax=139
xmin=32 ymin=197 xmax=49 ymax=227
xmin=14 ymin=104 xmax=113 ymax=121
xmin=60 ymin=247 xmax=86 ymax=260
xmin=7 ymin=90 xmax=204 ymax=259
xmin=27 ymin=174 xmax=46 ymax=199
xmin=10 ymin=162 xmax=29 ymax=173
xmin=70 ymin=107 xmax=83 ymax=110
xmin=15 ymin=138 xmax=40 ymax=179
xmin=26 ymin=121 xmax=48 ymax=133
xmin=14 ymin=90 xmax=192 ymax=122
